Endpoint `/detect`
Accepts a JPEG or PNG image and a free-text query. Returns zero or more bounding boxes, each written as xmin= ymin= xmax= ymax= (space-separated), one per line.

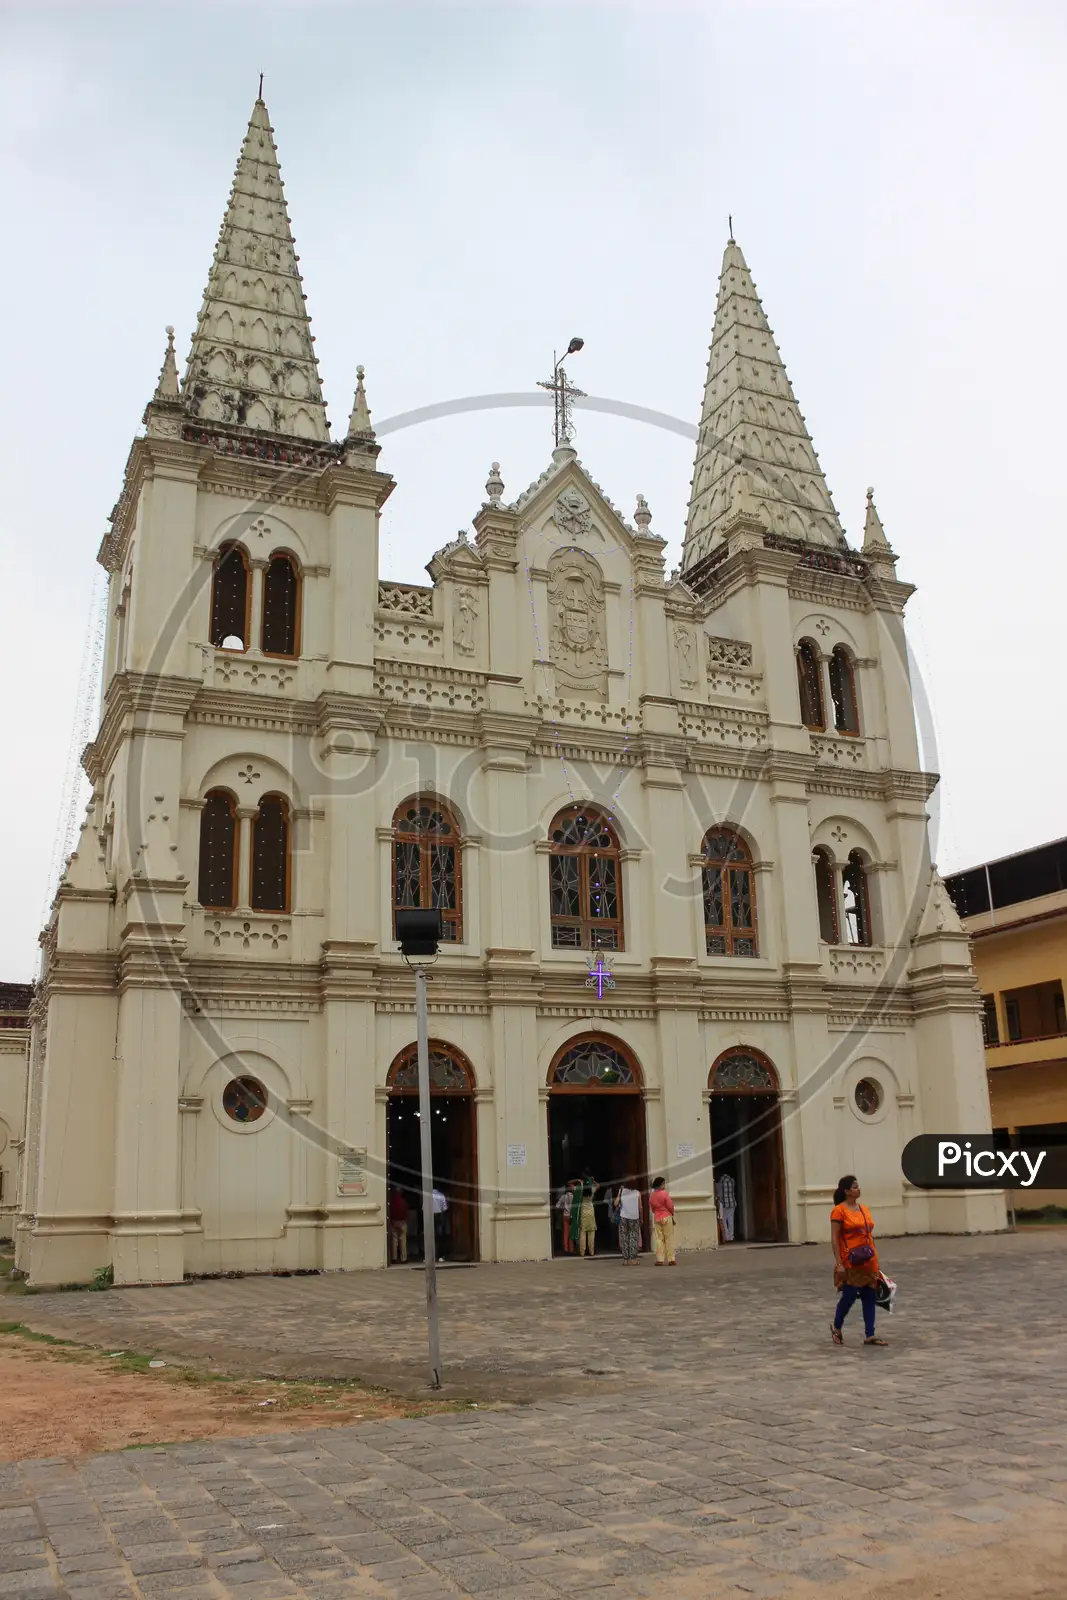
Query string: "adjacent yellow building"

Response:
xmin=946 ymin=839 xmax=1067 ymax=1203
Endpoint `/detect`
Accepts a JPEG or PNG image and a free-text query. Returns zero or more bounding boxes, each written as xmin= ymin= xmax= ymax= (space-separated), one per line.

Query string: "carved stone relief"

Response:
xmin=673 ymin=625 xmax=698 ymax=690
xmin=547 ymin=548 xmax=607 ymax=699
xmin=453 ymin=586 xmax=478 ymax=655
xmin=554 ymin=488 xmax=599 ymax=541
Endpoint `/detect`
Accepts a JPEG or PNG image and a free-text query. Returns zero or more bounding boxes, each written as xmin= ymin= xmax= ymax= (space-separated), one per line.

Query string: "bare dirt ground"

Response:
xmin=842 ymin=1513 xmax=1067 ymax=1600
xmin=0 ymin=1330 xmax=468 ymax=1461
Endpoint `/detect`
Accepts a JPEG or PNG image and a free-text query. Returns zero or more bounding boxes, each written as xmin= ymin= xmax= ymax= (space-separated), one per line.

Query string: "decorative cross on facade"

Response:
xmin=537 ymin=341 xmax=586 ymax=447
xmin=585 ymin=953 xmax=616 ymax=1000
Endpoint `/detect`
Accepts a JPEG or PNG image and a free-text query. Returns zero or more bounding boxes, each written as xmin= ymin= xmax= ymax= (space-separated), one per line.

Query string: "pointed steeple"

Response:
xmin=862 ymin=486 xmax=892 ymax=552
xmin=181 ymin=97 xmax=330 ymax=442
xmin=346 ymin=365 xmax=373 ymax=440
xmin=142 ymin=325 xmax=185 ymax=436
xmin=154 ymin=326 xmax=180 ymax=401
xmin=682 ymin=237 xmax=845 ymax=572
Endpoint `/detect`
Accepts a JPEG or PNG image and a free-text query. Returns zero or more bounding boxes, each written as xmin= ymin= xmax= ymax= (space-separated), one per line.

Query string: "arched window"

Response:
xmin=209 ymin=543 xmax=250 ymax=650
xmin=813 ymin=847 xmax=839 ymax=944
xmin=710 ymin=1049 xmax=779 ymax=1093
xmin=549 ymin=1037 xmax=641 ymax=1087
xmin=702 ymin=828 xmax=758 ymax=957
xmin=388 ymin=1041 xmax=473 ymax=1092
xmin=828 ymin=646 xmax=860 ymax=735
xmin=261 ymin=553 xmax=301 ymax=657
xmin=250 ymin=794 xmax=290 ymax=913
xmin=796 ymin=639 xmax=825 ymax=731
xmin=842 ymin=850 xmax=873 ymax=946
xmin=392 ymin=799 xmax=462 ymax=944
xmin=548 ymin=807 xmax=624 ymax=951
xmin=198 ymin=790 xmax=237 ymax=909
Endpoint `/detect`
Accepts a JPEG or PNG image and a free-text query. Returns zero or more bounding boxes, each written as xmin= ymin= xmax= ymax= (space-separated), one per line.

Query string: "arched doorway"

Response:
xmin=386 ymin=1042 xmax=478 ymax=1264
xmin=547 ymin=1035 xmax=648 ymax=1256
xmin=709 ymin=1048 xmax=787 ymax=1243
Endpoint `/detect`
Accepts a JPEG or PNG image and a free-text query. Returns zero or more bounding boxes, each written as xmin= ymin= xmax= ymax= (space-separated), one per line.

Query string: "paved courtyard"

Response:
xmin=3 ymin=1231 xmax=1066 ymax=1598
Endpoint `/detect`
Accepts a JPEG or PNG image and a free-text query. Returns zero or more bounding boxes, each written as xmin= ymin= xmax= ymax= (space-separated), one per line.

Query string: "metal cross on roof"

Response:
xmin=537 ymin=340 xmax=586 ymax=447
xmin=585 ymin=953 xmax=616 ymax=1000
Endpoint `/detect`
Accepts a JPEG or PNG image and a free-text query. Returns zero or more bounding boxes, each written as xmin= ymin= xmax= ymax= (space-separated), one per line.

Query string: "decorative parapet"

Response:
xmin=763 ymin=531 xmax=869 ymax=581
xmin=706 ymin=636 xmax=752 ymax=669
xmin=377 ymin=581 xmax=435 ymax=618
xmin=202 ymin=914 xmax=292 ymax=956
xmin=828 ymin=945 xmax=885 ymax=978
xmin=373 ymin=659 xmax=486 ymax=712
xmin=678 ymin=701 xmax=768 ymax=750
xmin=811 ymin=734 xmax=868 ymax=769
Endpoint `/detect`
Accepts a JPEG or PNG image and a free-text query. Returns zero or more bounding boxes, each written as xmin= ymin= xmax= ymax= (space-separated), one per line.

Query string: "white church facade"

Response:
xmin=16 ymin=97 xmax=1003 ymax=1286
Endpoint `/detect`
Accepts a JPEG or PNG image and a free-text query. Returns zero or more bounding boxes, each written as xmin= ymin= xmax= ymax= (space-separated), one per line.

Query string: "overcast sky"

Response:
xmin=1 ymin=1 xmax=1064 ymax=978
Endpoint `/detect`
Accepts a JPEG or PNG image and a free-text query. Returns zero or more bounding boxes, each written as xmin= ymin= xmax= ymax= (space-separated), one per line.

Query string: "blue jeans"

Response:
xmin=835 ymin=1283 xmax=876 ymax=1337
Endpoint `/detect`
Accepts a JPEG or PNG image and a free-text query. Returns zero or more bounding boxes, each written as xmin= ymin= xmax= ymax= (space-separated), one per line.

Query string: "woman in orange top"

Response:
xmin=830 ymin=1175 xmax=888 ymax=1347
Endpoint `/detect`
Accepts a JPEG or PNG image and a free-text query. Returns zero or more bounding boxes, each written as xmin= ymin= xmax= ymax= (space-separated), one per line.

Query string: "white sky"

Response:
xmin=1 ymin=0 xmax=1064 ymax=979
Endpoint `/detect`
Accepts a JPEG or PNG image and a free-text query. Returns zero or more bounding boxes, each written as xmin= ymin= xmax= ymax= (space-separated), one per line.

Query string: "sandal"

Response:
xmin=864 ymin=1337 xmax=889 ymax=1347
xmin=831 ymin=1325 xmax=844 ymax=1345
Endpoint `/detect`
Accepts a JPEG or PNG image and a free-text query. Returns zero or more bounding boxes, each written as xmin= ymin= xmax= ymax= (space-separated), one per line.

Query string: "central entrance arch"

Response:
xmin=386 ymin=1041 xmax=479 ymax=1263
xmin=547 ymin=1034 xmax=648 ymax=1256
xmin=709 ymin=1047 xmax=787 ymax=1243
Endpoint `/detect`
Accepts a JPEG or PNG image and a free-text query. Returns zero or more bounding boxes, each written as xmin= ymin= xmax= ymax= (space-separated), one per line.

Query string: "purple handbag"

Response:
xmin=848 ymin=1213 xmax=875 ymax=1267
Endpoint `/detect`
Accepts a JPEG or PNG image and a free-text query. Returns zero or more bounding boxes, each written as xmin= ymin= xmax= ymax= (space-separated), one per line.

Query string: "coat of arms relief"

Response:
xmin=548 ymin=548 xmax=608 ymax=699
xmin=553 ymin=487 xmax=600 ymax=542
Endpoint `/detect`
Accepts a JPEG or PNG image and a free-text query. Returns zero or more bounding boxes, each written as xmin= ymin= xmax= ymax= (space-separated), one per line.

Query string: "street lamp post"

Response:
xmin=395 ymin=907 xmax=444 ymax=1390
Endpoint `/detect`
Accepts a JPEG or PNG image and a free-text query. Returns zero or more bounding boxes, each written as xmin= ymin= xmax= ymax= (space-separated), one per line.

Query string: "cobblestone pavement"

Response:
xmin=4 ymin=1231 xmax=1066 ymax=1598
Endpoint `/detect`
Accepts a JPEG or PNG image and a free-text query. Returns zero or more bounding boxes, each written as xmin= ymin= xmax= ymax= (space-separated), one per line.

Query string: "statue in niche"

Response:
xmin=547 ymin=548 xmax=607 ymax=699
xmin=454 ymin=586 xmax=478 ymax=655
xmin=674 ymin=624 xmax=698 ymax=689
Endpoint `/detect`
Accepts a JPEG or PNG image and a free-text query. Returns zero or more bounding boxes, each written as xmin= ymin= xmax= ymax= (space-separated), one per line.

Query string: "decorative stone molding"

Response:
xmin=812 ymin=734 xmax=867 ymax=768
xmin=547 ymin=547 xmax=607 ymax=699
xmin=828 ymin=945 xmax=885 ymax=978
xmin=178 ymin=1096 xmax=203 ymax=1113
xmin=706 ymin=636 xmax=753 ymax=669
xmin=203 ymin=914 xmax=292 ymax=955
xmin=678 ymin=702 xmax=768 ymax=749
xmin=373 ymin=659 xmax=486 ymax=712
xmin=377 ymin=581 xmax=434 ymax=618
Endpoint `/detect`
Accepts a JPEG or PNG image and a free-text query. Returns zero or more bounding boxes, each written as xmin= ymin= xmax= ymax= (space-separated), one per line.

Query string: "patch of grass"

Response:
xmin=1016 ymin=1204 xmax=1067 ymax=1226
xmin=0 ymin=1321 xmax=77 ymax=1346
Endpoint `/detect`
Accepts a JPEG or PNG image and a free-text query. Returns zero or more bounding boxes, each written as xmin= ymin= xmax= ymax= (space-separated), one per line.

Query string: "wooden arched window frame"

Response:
xmin=250 ymin=793 xmax=291 ymax=913
xmin=548 ymin=806 xmax=624 ymax=951
xmin=828 ymin=646 xmax=860 ymax=735
xmin=701 ymin=828 xmax=758 ymax=956
xmin=209 ymin=542 xmax=250 ymax=650
xmin=842 ymin=850 xmax=873 ymax=946
xmin=813 ymin=847 xmax=839 ymax=944
xmin=261 ymin=552 xmax=301 ymax=658
xmin=548 ymin=1034 xmax=643 ymax=1092
xmin=709 ymin=1046 xmax=780 ymax=1094
xmin=392 ymin=799 xmax=463 ymax=944
xmin=796 ymin=639 xmax=825 ymax=731
xmin=198 ymin=790 xmax=238 ymax=910
xmin=387 ymin=1040 xmax=474 ymax=1093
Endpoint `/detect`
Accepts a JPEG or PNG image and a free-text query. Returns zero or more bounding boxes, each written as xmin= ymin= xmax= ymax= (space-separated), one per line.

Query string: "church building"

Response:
xmin=16 ymin=97 xmax=1003 ymax=1285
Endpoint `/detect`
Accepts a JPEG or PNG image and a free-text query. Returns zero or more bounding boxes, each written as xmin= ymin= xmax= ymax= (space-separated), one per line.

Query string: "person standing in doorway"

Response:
xmin=389 ymin=1187 xmax=409 ymax=1264
xmin=830 ymin=1175 xmax=888 ymax=1347
xmin=577 ymin=1178 xmax=598 ymax=1257
xmin=432 ymin=1186 xmax=449 ymax=1258
xmin=649 ymin=1176 xmax=677 ymax=1266
xmin=617 ymin=1178 xmax=642 ymax=1264
xmin=556 ymin=1180 xmax=577 ymax=1254
xmin=715 ymin=1172 xmax=737 ymax=1242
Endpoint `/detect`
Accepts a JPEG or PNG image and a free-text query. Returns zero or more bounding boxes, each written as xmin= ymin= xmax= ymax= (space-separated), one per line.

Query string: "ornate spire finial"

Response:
xmin=485 ymin=461 xmax=504 ymax=505
xmin=728 ymin=213 xmax=734 ymax=242
xmin=153 ymin=325 xmax=180 ymax=403
xmin=537 ymin=338 xmax=586 ymax=447
xmin=258 ymin=72 xmax=264 ymax=100
xmin=862 ymin=485 xmax=893 ymax=552
xmin=346 ymin=364 xmax=374 ymax=440
xmin=634 ymin=493 xmax=653 ymax=535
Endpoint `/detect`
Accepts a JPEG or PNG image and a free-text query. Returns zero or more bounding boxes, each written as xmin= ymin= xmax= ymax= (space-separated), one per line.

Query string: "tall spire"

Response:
xmin=682 ymin=237 xmax=844 ymax=572
xmin=180 ymin=97 xmax=330 ymax=442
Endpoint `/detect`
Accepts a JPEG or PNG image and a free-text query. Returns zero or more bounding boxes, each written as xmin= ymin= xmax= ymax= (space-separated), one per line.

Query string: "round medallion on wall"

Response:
xmin=854 ymin=1077 xmax=883 ymax=1117
xmin=222 ymin=1077 xmax=268 ymax=1125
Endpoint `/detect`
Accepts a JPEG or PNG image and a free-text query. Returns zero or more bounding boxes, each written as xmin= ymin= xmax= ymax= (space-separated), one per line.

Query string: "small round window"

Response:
xmin=223 ymin=1077 xmax=268 ymax=1124
xmin=854 ymin=1077 xmax=883 ymax=1117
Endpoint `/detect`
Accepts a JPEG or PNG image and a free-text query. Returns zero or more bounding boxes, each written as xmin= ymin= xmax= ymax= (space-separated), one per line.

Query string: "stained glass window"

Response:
xmin=796 ymin=639 xmax=825 ymax=730
xmin=712 ymin=1052 xmax=777 ymax=1092
xmin=553 ymin=1040 xmax=635 ymax=1086
xmin=261 ymin=553 xmax=300 ymax=657
xmin=829 ymin=647 xmax=860 ymax=735
xmin=198 ymin=790 xmax=237 ymax=909
xmin=702 ymin=830 xmax=758 ymax=957
xmin=251 ymin=794 xmax=290 ymax=913
xmin=392 ymin=800 xmax=462 ymax=943
xmin=389 ymin=1044 xmax=472 ymax=1092
xmin=210 ymin=542 xmax=249 ymax=650
xmin=223 ymin=1076 xmax=267 ymax=1123
xmin=548 ymin=808 xmax=624 ymax=951
xmin=854 ymin=1077 xmax=883 ymax=1116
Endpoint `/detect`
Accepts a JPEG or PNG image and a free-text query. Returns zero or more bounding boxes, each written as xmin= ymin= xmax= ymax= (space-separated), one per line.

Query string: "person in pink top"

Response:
xmin=649 ymin=1176 xmax=677 ymax=1266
